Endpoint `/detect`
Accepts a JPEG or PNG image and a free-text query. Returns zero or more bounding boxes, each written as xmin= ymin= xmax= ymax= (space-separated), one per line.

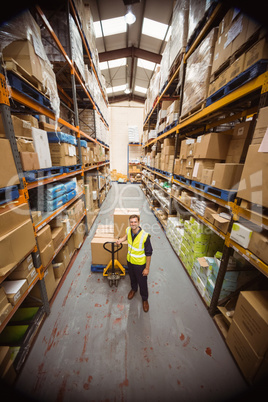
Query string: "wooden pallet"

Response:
xmin=179 ymin=100 xmax=206 ymax=123
xmin=5 ymin=58 xmax=44 ymax=93
xmin=206 ymin=60 xmax=268 ymax=107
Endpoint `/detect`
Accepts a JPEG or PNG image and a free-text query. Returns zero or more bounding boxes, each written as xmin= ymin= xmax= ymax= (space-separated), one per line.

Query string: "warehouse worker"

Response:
xmin=116 ymin=214 xmax=153 ymax=312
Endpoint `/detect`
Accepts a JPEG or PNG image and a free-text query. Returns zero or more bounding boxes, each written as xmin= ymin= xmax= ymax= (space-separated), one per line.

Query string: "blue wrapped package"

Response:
xmin=47 ymin=132 xmax=77 ymax=145
xmin=64 ymin=181 xmax=76 ymax=193
xmin=65 ymin=189 xmax=76 ymax=202
xmin=80 ymin=140 xmax=87 ymax=148
xmin=46 ymin=183 xmax=66 ymax=200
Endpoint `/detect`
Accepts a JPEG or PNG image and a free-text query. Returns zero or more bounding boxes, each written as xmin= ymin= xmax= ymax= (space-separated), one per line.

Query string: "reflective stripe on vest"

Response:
xmin=126 ymin=227 xmax=149 ymax=265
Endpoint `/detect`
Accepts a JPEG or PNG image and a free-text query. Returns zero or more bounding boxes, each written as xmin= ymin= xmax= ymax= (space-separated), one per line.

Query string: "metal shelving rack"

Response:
xmin=0 ymin=0 xmax=111 ymax=373
xmin=141 ymin=5 xmax=268 ymax=317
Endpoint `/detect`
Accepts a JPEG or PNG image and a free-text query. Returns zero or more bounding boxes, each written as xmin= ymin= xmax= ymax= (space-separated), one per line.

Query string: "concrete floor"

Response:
xmin=13 ymin=183 xmax=250 ymax=401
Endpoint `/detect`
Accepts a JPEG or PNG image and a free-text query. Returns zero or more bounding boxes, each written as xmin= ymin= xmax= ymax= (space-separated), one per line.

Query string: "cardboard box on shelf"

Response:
xmin=251 ymin=106 xmax=268 ymax=144
xmin=201 ymin=169 xmax=214 ymax=185
xmin=248 ymin=230 xmax=268 ymax=265
xmin=0 ymin=219 xmax=36 ymax=278
xmin=3 ymin=40 xmax=43 ymax=83
xmin=194 ymin=132 xmax=232 ymax=160
xmin=0 ymin=139 xmax=20 ymax=188
xmin=0 ymin=288 xmax=9 ymax=313
xmin=8 ymin=254 xmax=34 ymax=281
xmin=0 ymin=346 xmax=11 ymax=376
xmin=232 ymin=291 xmax=268 ymax=357
xmin=53 ymin=245 xmax=70 ymax=271
xmin=53 ymin=262 xmax=65 ymax=279
xmin=212 ymin=207 xmax=231 ymax=234
xmin=237 ymin=144 xmax=268 ymax=208
xmin=192 ymin=160 xmax=216 ymax=182
xmin=211 ymin=163 xmax=244 ymax=190
xmin=0 ymin=303 xmax=13 ymax=326
xmin=11 ymin=115 xmax=32 ymax=138
xmin=36 ymin=225 xmax=52 ymax=252
xmin=19 ymin=152 xmax=40 ymax=171
xmin=1 ymin=279 xmax=28 ymax=306
xmin=39 ymin=240 xmax=54 ymax=268
xmin=73 ymin=222 xmax=86 ymax=249
xmin=0 ymin=203 xmax=32 ymax=236
xmin=15 ymin=114 xmax=39 ymax=128
xmin=244 ymin=37 xmax=268 ymax=71
xmin=29 ymin=264 xmax=56 ymax=302
xmin=51 ymin=226 xmax=65 ymax=252
xmin=226 ymin=319 xmax=264 ymax=383
xmin=204 ymin=205 xmax=218 ymax=225
xmin=230 ymin=222 xmax=253 ymax=249
xmin=31 ymin=128 xmax=52 ymax=169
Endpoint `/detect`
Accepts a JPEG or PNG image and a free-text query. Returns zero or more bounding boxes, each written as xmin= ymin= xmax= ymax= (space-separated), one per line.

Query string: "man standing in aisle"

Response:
xmin=117 ymin=215 xmax=152 ymax=312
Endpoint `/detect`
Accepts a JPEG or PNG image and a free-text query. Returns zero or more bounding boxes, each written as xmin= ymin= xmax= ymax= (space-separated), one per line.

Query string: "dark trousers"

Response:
xmin=127 ymin=261 xmax=148 ymax=301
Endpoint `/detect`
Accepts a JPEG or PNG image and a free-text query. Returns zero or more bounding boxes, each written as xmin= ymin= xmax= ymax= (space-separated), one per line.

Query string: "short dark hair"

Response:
xmin=129 ymin=214 xmax=140 ymax=222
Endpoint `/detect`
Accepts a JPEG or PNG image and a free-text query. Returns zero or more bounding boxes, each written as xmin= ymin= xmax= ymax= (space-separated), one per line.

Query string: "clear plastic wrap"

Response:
xmin=187 ymin=0 xmax=208 ymax=42
xmin=169 ymin=0 xmax=189 ymax=68
xmin=0 ymin=10 xmax=60 ymax=120
xmin=181 ymin=27 xmax=218 ymax=117
xmin=69 ymin=14 xmax=85 ymax=81
xmin=160 ymin=38 xmax=171 ymax=92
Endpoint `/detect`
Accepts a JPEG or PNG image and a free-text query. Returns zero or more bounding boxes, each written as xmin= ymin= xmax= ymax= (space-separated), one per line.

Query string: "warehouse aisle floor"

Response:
xmin=15 ymin=183 xmax=249 ymax=402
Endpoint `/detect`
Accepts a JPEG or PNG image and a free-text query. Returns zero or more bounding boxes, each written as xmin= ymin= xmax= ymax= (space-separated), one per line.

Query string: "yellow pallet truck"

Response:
xmin=103 ymin=242 xmax=126 ymax=287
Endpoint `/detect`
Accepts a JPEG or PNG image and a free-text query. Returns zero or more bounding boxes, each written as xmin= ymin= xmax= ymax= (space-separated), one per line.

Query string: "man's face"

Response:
xmin=129 ymin=218 xmax=139 ymax=231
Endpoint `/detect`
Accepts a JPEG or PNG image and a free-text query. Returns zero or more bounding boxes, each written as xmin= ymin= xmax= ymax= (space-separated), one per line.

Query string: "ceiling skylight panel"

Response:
xmin=99 ymin=61 xmax=109 ymax=70
xmin=135 ymin=85 xmax=147 ymax=94
xmin=108 ymin=58 xmax=127 ymax=68
xmin=142 ymin=17 xmax=169 ymax=41
xmin=137 ymin=58 xmax=156 ymax=71
xmin=107 ymin=84 xmax=126 ymax=94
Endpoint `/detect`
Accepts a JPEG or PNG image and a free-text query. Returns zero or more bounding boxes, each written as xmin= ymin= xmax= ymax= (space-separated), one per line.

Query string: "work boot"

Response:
xmin=128 ymin=289 xmax=136 ymax=300
xmin=143 ymin=300 xmax=149 ymax=312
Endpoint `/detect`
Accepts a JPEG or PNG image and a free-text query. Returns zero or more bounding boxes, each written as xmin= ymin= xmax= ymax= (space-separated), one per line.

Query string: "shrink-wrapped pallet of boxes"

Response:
xmin=1 ymin=10 xmax=60 ymax=117
xmin=181 ymin=27 xmax=218 ymax=118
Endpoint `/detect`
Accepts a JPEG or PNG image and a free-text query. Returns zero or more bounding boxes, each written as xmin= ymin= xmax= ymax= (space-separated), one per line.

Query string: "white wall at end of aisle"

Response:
xmin=109 ymin=101 xmax=144 ymax=175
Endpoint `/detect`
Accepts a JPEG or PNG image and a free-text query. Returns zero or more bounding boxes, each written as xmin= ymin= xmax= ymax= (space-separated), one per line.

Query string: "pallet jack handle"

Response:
xmin=103 ymin=242 xmax=123 ymax=274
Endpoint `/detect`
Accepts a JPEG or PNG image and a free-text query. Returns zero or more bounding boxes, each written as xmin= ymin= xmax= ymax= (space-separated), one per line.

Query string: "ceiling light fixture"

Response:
xmin=124 ymin=5 xmax=136 ymax=25
xmin=124 ymin=83 xmax=131 ymax=94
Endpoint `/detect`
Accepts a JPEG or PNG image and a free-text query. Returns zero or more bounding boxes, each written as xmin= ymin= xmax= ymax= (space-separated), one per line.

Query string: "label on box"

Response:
xmin=14 ymin=290 xmax=21 ymax=303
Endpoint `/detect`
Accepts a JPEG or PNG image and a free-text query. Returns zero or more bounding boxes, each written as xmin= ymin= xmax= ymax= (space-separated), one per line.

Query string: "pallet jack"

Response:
xmin=102 ymin=242 xmax=126 ymax=287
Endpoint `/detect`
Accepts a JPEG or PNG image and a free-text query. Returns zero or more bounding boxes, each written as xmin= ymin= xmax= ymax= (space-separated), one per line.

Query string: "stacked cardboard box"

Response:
xmin=237 ymin=144 xmax=268 ymax=208
xmin=175 ymin=138 xmax=195 ymax=179
xmin=192 ymin=132 xmax=232 ymax=183
xmin=29 ymin=263 xmax=56 ymax=303
xmin=91 ymin=209 xmax=140 ymax=266
xmin=211 ymin=9 xmax=262 ymax=77
xmin=226 ymin=291 xmax=268 ymax=383
xmin=114 ymin=208 xmax=140 ymax=238
xmin=0 ymin=204 xmax=36 ymax=278
xmin=0 ymin=346 xmax=17 ymax=385
xmin=49 ymin=142 xmax=77 ymax=167
xmin=36 ymin=225 xmax=55 ymax=268
xmin=8 ymin=254 xmax=38 ymax=286
xmin=0 ymin=139 xmax=20 ymax=188
xmin=0 ymin=287 xmax=12 ymax=326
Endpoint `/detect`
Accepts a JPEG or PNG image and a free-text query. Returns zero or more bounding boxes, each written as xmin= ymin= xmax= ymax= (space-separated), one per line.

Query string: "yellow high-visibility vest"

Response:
xmin=126 ymin=227 xmax=149 ymax=265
